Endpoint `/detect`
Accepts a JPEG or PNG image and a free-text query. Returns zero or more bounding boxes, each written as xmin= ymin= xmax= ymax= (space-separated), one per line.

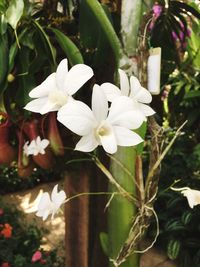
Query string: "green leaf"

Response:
xmin=32 ymin=20 xmax=56 ymax=67
xmin=51 ymin=28 xmax=84 ymax=65
xmin=0 ymin=33 xmax=8 ymax=91
xmin=0 ymin=14 xmax=7 ymax=35
xmin=5 ymin=0 xmax=24 ymax=30
xmin=0 ymin=1 xmax=8 ymax=14
xmin=181 ymin=211 xmax=192 ymax=225
xmin=179 ymin=250 xmax=192 ymax=267
xmin=184 ymin=90 xmax=200 ymax=99
xmin=167 ymin=239 xmax=181 ymax=260
xmin=171 ymin=1 xmax=200 ymax=20
xmin=99 ymin=232 xmax=109 ymax=257
xmin=8 ymin=28 xmax=29 ymax=72
xmin=165 ymin=219 xmax=185 ymax=232
xmin=84 ymin=0 xmax=122 ymax=65
xmin=79 ymin=2 xmax=111 ymax=66
xmin=15 ymin=47 xmax=35 ymax=107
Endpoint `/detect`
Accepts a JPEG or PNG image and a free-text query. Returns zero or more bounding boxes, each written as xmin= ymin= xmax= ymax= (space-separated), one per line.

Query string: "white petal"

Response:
xmin=64 ymin=64 xmax=94 ymax=95
xmin=118 ymin=69 xmax=129 ymax=96
xmin=41 ymin=139 xmax=50 ymax=149
xmin=57 ymin=101 xmax=97 ymax=136
xmin=182 ymin=189 xmax=200 ymax=209
xmin=108 ymin=96 xmax=134 ymax=121
xmin=107 ymin=96 xmax=144 ymax=129
xmin=51 ymin=184 xmax=58 ymax=201
xmin=99 ymin=128 xmax=117 ymax=154
xmin=56 ymin=59 xmax=68 ymax=91
xmin=110 ymin=110 xmax=144 ymax=129
xmin=54 ymin=191 xmax=66 ymax=207
xmin=92 ymin=84 xmax=108 ymax=122
xmin=114 ymin=126 xmax=143 ymax=146
xmin=100 ymin=82 xmax=121 ymax=102
xmin=139 ymin=103 xmax=155 ymax=117
xmin=131 ymin=85 xmax=152 ymax=104
xmin=37 ymin=193 xmax=51 ymax=211
xmin=129 ymin=75 xmax=142 ymax=97
xmin=24 ymin=98 xmax=47 ymax=113
xmin=42 ymin=210 xmax=50 ymax=221
xmin=29 ymin=73 xmax=57 ymax=98
xmin=51 ymin=184 xmax=66 ymax=207
xmin=75 ymin=133 xmax=99 ymax=152
xmin=24 ymin=98 xmax=58 ymax=114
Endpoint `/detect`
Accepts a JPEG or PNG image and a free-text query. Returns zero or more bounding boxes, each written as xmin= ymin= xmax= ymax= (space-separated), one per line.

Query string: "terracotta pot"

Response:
xmin=0 ymin=112 xmax=16 ymax=165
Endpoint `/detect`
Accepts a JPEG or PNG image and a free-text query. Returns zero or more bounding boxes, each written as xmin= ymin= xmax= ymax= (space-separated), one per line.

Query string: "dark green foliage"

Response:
xmin=0 ymin=199 xmax=65 ymax=267
xmin=146 ymin=133 xmax=200 ymax=265
xmin=0 ymin=166 xmax=61 ymax=195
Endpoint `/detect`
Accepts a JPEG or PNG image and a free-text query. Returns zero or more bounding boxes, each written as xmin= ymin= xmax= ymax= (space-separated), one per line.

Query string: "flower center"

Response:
xmin=96 ymin=121 xmax=111 ymax=138
xmin=48 ymin=90 xmax=68 ymax=107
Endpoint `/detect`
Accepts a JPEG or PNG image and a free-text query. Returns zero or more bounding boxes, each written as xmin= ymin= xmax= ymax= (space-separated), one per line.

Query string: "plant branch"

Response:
xmin=93 ymin=156 xmax=138 ymax=204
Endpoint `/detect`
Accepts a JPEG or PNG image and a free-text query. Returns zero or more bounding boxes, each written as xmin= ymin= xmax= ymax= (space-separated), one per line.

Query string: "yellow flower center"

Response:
xmin=48 ymin=90 xmax=68 ymax=107
xmin=96 ymin=121 xmax=111 ymax=138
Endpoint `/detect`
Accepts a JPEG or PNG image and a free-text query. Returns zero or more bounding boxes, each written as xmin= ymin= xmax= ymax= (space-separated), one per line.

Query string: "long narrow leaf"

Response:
xmin=171 ymin=1 xmax=200 ymax=19
xmin=0 ymin=33 xmax=8 ymax=91
xmin=51 ymin=28 xmax=84 ymax=65
xmin=85 ymin=0 xmax=123 ymax=65
xmin=32 ymin=20 xmax=56 ymax=66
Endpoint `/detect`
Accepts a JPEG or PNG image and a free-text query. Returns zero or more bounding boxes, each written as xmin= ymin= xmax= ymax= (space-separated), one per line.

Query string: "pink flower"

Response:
xmin=32 ymin=251 xmax=42 ymax=262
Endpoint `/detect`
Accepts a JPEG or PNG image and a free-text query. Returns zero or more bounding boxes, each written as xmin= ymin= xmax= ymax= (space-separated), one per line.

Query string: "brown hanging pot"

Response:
xmin=16 ymin=130 xmax=35 ymax=178
xmin=47 ymin=112 xmax=64 ymax=156
xmin=0 ymin=112 xmax=16 ymax=165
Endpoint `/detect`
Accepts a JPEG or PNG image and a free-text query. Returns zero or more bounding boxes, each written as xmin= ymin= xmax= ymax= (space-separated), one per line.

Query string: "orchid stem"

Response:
xmin=65 ymin=191 xmax=121 ymax=203
xmin=93 ymin=156 xmax=137 ymax=204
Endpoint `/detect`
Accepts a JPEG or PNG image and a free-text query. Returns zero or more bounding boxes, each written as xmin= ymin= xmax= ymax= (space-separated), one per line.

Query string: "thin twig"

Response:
xmin=135 ymin=155 xmax=145 ymax=206
xmin=93 ymin=156 xmax=138 ymax=204
xmin=145 ymin=120 xmax=187 ymax=196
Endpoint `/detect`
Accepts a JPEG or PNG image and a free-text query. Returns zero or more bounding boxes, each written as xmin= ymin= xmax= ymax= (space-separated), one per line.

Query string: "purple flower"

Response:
xmin=153 ymin=4 xmax=163 ymax=17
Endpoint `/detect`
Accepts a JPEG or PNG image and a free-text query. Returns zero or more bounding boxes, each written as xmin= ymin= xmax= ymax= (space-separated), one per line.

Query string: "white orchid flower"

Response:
xmin=24 ymin=58 xmax=94 ymax=114
xmin=57 ymin=84 xmax=143 ymax=154
xmin=24 ymin=136 xmax=49 ymax=156
xmin=36 ymin=184 xmax=66 ymax=221
xmin=101 ymin=69 xmax=155 ymax=121
xmin=171 ymin=187 xmax=200 ymax=209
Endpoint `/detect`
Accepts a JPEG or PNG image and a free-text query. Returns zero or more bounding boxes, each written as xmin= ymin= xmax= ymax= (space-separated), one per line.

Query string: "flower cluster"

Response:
xmin=25 ymin=58 xmax=155 ymax=155
xmin=149 ymin=3 xmax=163 ymax=30
xmin=171 ymin=21 xmax=191 ymax=49
xmin=32 ymin=250 xmax=47 ymax=264
xmin=23 ymin=136 xmax=50 ymax=156
xmin=24 ymin=58 xmax=155 ymax=220
xmin=36 ymin=184 xmax=66 ymax=221
xmin=0 ymin=223 xmax=12 ymax=238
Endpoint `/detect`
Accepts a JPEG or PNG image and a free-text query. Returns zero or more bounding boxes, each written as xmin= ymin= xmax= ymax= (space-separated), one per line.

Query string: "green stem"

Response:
xmin=66 ymin=191 xmax=121 ymax=203
xmin=108 ymin=147 xmax=139 ymax=267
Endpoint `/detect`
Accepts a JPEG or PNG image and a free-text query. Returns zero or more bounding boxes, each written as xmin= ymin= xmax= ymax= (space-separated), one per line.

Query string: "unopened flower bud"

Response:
xmin=7 ymin=74 xmax=15 ymax=82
